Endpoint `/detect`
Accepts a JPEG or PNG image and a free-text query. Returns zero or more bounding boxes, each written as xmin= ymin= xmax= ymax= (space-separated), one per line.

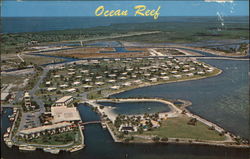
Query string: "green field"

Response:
xmin=138 ymin=116 xmax=226 ymax=141
xmin=22 ymin=130 xmax=80 ymax=145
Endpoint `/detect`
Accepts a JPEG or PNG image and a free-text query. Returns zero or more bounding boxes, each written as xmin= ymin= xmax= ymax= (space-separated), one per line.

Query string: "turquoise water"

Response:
xmin=98 ymin=101 xmax=171 ymax=115
xmin=112 ymin=59 xmax=250 ymax=139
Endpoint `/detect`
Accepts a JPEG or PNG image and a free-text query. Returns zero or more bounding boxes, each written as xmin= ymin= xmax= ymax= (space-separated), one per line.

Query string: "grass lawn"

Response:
xmin=141 ymin=115 xmax=226 ymax=141
xmin=27 ymin=130 xmax=79 ymax=145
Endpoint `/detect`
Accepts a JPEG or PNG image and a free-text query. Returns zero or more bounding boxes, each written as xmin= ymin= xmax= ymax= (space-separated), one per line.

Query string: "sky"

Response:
xmin=1 ymin=0 xmax=249 ymax=17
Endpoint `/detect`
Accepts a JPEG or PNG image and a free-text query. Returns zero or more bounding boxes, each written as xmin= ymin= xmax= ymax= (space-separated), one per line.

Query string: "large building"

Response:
xmin=19 ymin=122 xmax=73 ymax=139
xmin=1 ymin=92 xmax=10 ymax=102
xmin=51 ymin=106 xmax=81 ymax=124
xmin=24 ymin=92 xmax=32 ymax=110
xmin=55 ymin=96 xmax=73 ymax=107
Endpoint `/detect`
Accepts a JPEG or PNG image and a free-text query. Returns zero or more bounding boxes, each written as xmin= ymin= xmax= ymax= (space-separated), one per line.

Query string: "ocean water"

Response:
xmin=2 ymin=16 xmax=248 ymax=33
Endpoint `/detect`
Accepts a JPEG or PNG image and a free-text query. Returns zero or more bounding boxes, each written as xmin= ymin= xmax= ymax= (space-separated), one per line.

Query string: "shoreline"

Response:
xmin=104 ymin=68 xmax=223 ymax=98
xmin=84 ymin=98 xmax=249 ymax=148
xmin=79 ymin=67 xmax=250 ymax=148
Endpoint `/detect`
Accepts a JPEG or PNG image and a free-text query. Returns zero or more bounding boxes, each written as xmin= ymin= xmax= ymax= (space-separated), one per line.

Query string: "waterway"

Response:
xmin=112 ymin=59 xmax=250 ymax=140
xmin=1 ymin=103 xmax=249 ymax=159
xmin=98 ymin=101 xmax=171 ymax=115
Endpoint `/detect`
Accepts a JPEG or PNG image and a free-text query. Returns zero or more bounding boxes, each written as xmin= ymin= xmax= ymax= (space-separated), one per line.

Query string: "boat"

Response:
xmin=7 ymin=127 xmax=11 ymax=133
xmin=43 ymin=148 xmax=60 ymax=154
xmin=3 ymin=133 xmax=9 ymax=138
xmin=101 ymin=122 xmax=107 ymax=129
xmin=5 ymin=139 xmax=13 ymax=148
xmin=19 ymin=145 xmax=36 ymax=151
xmin=69 ymin=144 xmax=84 ymax=152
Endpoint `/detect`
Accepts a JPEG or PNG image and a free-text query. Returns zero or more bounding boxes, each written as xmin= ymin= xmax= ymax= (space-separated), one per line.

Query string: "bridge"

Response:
xmin=80 ymin=121 xmax=101 ymax=125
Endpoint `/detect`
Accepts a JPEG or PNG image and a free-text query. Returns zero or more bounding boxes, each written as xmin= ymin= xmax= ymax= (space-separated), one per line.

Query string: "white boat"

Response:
xmin=19 ymin=145 xmax=36 ymax=151
xmin=3 ymin=133 xmax=9 ymax=138
xmin=43 ymin=148 xmax=60 ymax=154
xmin=101 ymin=122 xmax=107 ymax=129
xmin=5 ymin=140 xmax=13 ymax=148
xmin=7 ymin=127 xmax=11 ymax=133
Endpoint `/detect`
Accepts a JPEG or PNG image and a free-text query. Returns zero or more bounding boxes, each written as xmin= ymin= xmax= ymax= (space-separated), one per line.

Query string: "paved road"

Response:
xmin=29 ymin=68 xmax=49 ymax=113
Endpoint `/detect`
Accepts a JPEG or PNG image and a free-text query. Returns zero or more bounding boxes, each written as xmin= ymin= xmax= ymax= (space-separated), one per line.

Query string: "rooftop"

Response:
xmin=19 ymin=122 xmax=72 ymax=135
xmin=55 ymin=96 xmax=73 ymax=103
xmin=51 ymin=106 xmax=81 ymax=123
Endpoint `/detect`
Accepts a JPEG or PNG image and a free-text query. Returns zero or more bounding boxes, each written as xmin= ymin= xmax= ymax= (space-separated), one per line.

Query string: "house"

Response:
xmin=108 ymin=80 xmax=116 ymax=83
xmin=151 ymin=120 xmax=160 ymax=128
xmin=83 ymin=85 xmax=93 ymax=90
xmin=81 ymin=70 xmax=89 ymax=74
xmin=173 ymin=75 xmax=182 ymax=78
xmin=108 ymin=74 xmax=116 ymax=78
xmin=119 ymin=124 xmax=137 ymax=133
xmin=149 ymin=78 xmax=157 ymax=82
xmin=60 ymin=84 xmax=68 ymax=88
xmin=45 ymin=81 xmax=51 ymax=86
xmin=54 ymin=75 xmax=61 ymax=78
xmin=122 ymin=82 xmax=131 ymax=87
xmin=186 ymin=73 xmax=194 ymax=77
xmin=197 ymin=71 xmax=205 ymax=75
xmin=133 ymin=80 xmax=142 ymax=84
xmin=171 ymin=71 xmax=178 ymax=74
xmin=76 ymin=75 xmax=82 ymax=78
xmin=95 ymin=82 xmax=104 ymax=86
xmin=160 ymin=76 xmax=169 ymax=80
xmin=206 ymin=69 xmax=213 ymax=73
xmin=68 ymin=72 xmax=75 ymax=75
xmin=73 ymin=81 xmax=80 ymax=86
xmin=55 ymin=96 xmax=73 ymax=107
xmin=119 ymin=77 xmax=127 ymax=80
xmin=66 ymin=88 xmax=76 ymax=93
xmin=131 ymin=75 xmax=137 ymax=78
xmin=85 ymin=78 xmax=92 ymax=82
xmin=47 ymin=87 xmax=57 ymax=91
xmin=189 ymin=67 xmax=195 ymax=71
xmin=110 ymin=86 xmax=120 ymax=90
xmin=96 ymin=76 xmax=103 ymax=80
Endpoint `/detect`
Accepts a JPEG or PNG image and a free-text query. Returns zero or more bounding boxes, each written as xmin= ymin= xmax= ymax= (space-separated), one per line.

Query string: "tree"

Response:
xmin=161 ymin=137 xmax=168 ymax=142
xmin=152 ymin=136 xmax=160 ymax=142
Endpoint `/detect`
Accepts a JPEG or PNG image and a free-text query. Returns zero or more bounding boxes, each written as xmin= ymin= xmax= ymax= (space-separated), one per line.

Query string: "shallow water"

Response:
xmin=98 ymin=101 xmax=171 ymax=115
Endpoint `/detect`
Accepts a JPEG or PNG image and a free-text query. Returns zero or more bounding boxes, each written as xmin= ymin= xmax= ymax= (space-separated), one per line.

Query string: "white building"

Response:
xmin=55 ymin=96 xmax=73 ymax=107
xmin=51 ymin=106 xmax=81 ymax=123
xmin=24 ymin=92 xmax=32 ymax=109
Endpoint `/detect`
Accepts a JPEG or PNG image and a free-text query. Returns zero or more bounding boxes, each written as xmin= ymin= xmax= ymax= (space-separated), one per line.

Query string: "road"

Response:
xmin=29 ymin=68 xmax=49 ymax=113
